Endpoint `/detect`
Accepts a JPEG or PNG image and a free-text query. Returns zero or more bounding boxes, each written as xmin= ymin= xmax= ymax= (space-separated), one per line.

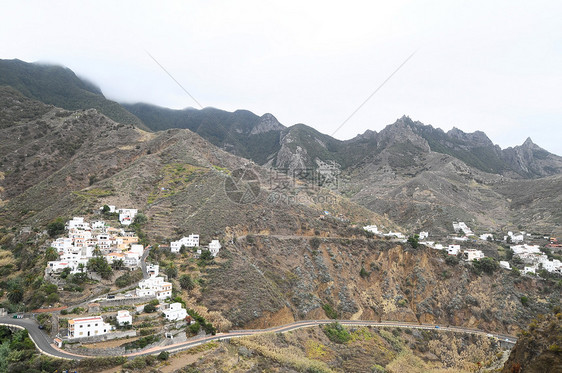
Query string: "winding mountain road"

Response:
xmin=0 ymin=316 xmax=517 ymax=361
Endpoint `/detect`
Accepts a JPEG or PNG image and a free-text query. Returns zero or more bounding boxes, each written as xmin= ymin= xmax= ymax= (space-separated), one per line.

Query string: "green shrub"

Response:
xmin=322 ymin=304 xmax=338 ymax=319
xmin=322 ymin=322 xmax=351 ymax=344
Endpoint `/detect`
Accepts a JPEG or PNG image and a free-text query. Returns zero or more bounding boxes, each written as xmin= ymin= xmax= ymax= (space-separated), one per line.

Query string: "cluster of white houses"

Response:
xmin=170 ymin=235 xmax=222 ymax=257
xmin=511 ymin=244 xmax=562 ymax=275
xmin=99 ymin=205 xmax=138 ymax=226
xmin=363 ymin=225 xmax=406 ymax=239
xmin=46 ymin=216 xmax=143 ymax=276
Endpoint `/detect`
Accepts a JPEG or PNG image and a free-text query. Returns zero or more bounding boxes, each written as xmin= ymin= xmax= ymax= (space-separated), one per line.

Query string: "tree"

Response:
xmin=45 ymin=247 xmax=59 ymax=262
xmin=102 ymin=204 xmax=111 ymax=214
xmin=7 ymin=288 xmax=23 ymax=304
xmin=165 ymin=265 xmax=178 ymax=279
xmin=87 ymin=255 xmax=113 ymax=279
xmin=199 ymin=250 xmax=213 ymax=262
xmin=359 ymin=267 xmax=369 ymax=279
xmin=144 ymin=303 xmax=157 ymax=313
xmin=472 ymin=257 xmax=499 ymax=275
xmin=310 ymin=237 xmax=321 ymax=250
xmin=407 ymin=235 xmax=419 ymax=249
xmin=47 ymin=218 xmax=65 ymax=237
xmin=133 ymin=213 xmax=147 ymax=225
xmin=179 ymin=274 xmax=195 ymax=290
xmin=445 ymin=255 xmax=459 ymax=266
xmin=111 ymin=259 xmax=124 ymax=270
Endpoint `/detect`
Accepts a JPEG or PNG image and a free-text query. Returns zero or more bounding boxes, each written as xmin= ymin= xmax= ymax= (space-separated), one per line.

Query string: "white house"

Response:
xmin=209 ymin=240 xmax=221 ymax=257
xmin=419 ymin=231 xmax=429 ymax=240
xmin=447 ymin=245 xmax=461 ymax=256
xmin=523 ymin=266 xmax=536 ymax=275
xmin=463 ymin=249 xmax=485 ymax=261
xmin=453 ymin=222 xmax=473 ymax=236
xmin=163 ymin=303 xmax=187 ymax=321
xmin=136 ymin=276 xmax=172 ymax=300
xmin=170 ymin=234 xmax=200 ymax=253
xmin=146 ymin=263 xmax=159 ymax=277
xmin=505 ymin=231 xmax=524 ymax=243
xmin=116 ymin=310 xmax=132 ymax=326
xmin=129 ymin=244 xmax=144 ymax=256
xmin=384 ymin=231 xmax=405 ymax=239
xmin=363 ymin=225 xmax=379 ymax=234
xmin=541 ymin=259 xmax=562 ymax=273
xmin=480 ymin=233 xmax=494 ymax=241
xmin=118 ymin=209 xmax=138 ymax=226
xmin=68 ymin=316 xmax=112 ymax=339
xmin=51 ymin=237 xmax=73 ymax=251
xmin=66 ymin=217 xmax=90 ymax=230
xmin=91 ymin=221 xmax=106 ymax=230
xmin=499 ymin=261 xmax=511 ymax=270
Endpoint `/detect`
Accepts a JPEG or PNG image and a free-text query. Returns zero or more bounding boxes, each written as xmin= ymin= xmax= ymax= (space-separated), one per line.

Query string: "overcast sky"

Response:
xmin=1 ymin=0 xmax=561 ymax=154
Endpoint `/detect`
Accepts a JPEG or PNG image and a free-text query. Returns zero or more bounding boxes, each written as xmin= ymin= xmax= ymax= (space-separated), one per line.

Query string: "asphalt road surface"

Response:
xmin=0 ymin=316 xmax=518 ymax=361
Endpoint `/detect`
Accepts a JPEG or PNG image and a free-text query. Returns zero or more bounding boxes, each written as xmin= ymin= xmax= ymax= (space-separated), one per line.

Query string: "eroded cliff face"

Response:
xmin=501 ymin=312 xmax=562 ymax=373
xmin=200 ymin=236 xmax=559 ymax=334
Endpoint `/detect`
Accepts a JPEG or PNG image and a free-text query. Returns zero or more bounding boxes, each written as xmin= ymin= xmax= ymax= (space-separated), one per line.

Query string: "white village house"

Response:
xmin=68 ymin=316 xmax=112 ymax=339
xmin=447 ymin=245 xmax=461 ymax=256
xmin=363 ymin=225 xmax=379 ymax=234
xmin=500 ymin=261 xmax=511 ymax=270
xmin=118 ymin=208 xmax=138 ymax=226
xmin=453 ymin=222 xmax=473 ymax=236
xmin=208 ymin=240 xmax=221 ymax=257
xmin=163 ymin=303 xmax=188 ymax=321
xmin=463 ymin=249 xmax=485 ymax=261
xmin=136 ymin=276 xmax=172 ymax=300
xmin=170 ymin=234 xmax=200 ymax=253
xmin=116 ymin=310 xmax=132 ymax=326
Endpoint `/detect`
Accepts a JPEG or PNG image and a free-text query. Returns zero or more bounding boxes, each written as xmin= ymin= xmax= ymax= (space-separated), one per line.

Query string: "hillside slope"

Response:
xmin=0 ymin=59 xmax=149 ymax=130
xmin=501 ymin=312 xmax=562 ymax=373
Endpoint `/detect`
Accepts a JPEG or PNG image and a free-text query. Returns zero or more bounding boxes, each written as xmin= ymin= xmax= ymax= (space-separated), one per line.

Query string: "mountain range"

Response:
xmin=2 ymin=59 xmax=560 ymax=236
xmin=0 ymin=59 xmax=561 ymax=373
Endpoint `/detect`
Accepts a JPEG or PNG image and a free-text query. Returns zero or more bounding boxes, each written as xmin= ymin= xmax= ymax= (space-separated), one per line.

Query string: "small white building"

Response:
xmin=163 ymin=303 xmax=187 ymax=321
xmin=146 ymin=263 xmax=159 ymax=277
xmin=136 ymin=276 xmax=172 ymax=300
xmin=480 ymin=233 xmax=494 ymax=241
xmin=499 ymin=261 xmax=511 ymax=270
xmin=209 ymin=240 xmax=221 ymax=257
xmin=118 ymin=209 xmax=138 ymax=226
xmin=116 ymin=310 xmax=132 ymax=326
xmin=419 ymin=231 xmax=429 ymax=240
xmin=363 ymin=225 xmax=379 ymax=234
xmin=523 ymin=266 xmax=536 ymax=275
xmin=463 ymin=249 xmax=485 ymax=261
xmin=453 ymin=222 xmax=473 ymax=236
xmin=384 ymin=231 xmax=405 ymax=239
xmin=91 ymin=221 xmax=107 ymax=230
xmin=505 ymin=231 xmax=524 ymax=243
xmin=68 ymin=316 xmax=112 ymax=339
xmin=170 ymin=234 xmax=200 ymax=253
xmin=66 ymin=217 xmax=90 ymax=230
xmin=447 ymin=245 xmax=461 ymax=256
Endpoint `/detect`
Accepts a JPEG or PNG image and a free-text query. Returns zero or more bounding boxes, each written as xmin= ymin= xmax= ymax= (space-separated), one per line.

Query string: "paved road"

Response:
xmin=0 ymin=316 xmax=518 ymax=360
xmin=0 ymin=317 xmax=84 ymax=360
xmin=140 ymin=245 xmax=151 ymax=279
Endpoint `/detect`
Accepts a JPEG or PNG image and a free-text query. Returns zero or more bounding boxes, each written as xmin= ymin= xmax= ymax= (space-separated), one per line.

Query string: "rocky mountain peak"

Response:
xmin=249 ymin=113 xmax=285 ymax=135
xmin=377 ymin=118 xmax=431 ymax=152
xmin=447 ymin=126 xmax=494 ymax=147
